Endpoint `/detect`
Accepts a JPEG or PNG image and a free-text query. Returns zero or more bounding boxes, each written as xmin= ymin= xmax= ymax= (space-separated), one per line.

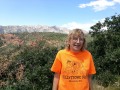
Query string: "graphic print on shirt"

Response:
xmin=62 ymin=60 xmax=88 ymax=82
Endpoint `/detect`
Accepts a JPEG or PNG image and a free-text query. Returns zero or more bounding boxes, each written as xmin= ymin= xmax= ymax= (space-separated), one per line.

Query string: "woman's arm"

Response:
xmin=52 ymin=73 xmax=60 ymax=90
xmin=88 ymin=75 xmax=93 ymax=90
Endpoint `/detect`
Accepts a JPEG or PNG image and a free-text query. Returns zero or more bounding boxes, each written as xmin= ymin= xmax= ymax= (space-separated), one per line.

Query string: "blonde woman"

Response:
xmin=51 ymin=28 xmax=96 ymax=90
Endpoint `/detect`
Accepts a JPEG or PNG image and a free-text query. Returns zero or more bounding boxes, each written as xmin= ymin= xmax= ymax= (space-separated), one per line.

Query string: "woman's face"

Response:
xmin=69 ymin=36 xmax=84 ymax=52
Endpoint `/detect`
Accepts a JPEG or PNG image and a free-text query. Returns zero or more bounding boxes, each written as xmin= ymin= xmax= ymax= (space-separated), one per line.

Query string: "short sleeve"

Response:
xmin=51 ymin=51 xmax=62 ymax=74
xmin=88 ymin=54 xmax=96 ymax=75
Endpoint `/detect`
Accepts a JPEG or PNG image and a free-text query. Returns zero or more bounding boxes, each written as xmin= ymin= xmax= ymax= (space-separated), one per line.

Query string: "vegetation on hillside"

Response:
xmin=88 ymin=14 xmax=120 ymax=88
xmin=0 ymin=14 xmax=120 ymax=90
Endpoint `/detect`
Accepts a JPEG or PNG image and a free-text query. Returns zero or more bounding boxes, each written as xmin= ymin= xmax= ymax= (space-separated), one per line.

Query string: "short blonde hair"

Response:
xmin=65 ymin=28 xmax=86 ymax=51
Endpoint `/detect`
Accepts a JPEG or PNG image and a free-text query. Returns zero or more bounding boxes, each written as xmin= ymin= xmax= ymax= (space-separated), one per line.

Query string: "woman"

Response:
xmin=51 ymin=28 xmax=96 ymax=90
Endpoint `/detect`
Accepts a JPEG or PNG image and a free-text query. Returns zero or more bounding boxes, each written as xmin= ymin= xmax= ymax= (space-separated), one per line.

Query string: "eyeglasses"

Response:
xmin=72 ymin=37 xmax=84 ymax=42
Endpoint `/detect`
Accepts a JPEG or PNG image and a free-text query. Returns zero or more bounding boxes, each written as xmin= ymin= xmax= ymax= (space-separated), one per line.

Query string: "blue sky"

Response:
xmin=0 ymin=0 xmax=120 ymax=32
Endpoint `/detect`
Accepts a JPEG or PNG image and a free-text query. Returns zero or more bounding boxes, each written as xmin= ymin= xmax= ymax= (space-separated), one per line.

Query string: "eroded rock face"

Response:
xmin=0 ymin=25 xmax=70 ymax=34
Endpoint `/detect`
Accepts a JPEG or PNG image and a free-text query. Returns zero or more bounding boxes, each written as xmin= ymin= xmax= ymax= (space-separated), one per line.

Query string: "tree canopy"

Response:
xmin=88 ymin=14 xmax=120 ymax=87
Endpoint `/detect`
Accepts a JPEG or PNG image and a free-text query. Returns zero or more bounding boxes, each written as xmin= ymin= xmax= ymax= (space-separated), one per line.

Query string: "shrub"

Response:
xmin=88 ymin=14 xmax=120 ymax=87
xmin=0 ymin=40 xmax=58 ymax=90
xmin=0 ymin=38 xmax=3 ymax=47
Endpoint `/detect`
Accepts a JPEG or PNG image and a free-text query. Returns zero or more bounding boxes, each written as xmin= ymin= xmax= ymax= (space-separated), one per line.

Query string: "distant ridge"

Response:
xmin=0 ymin=25 xmax=70 ymax=34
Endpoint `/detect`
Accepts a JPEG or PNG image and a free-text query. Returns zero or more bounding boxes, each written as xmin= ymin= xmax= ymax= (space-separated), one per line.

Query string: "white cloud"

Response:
xmin=61 ymin=22 xmax=95 ymax=33
xmin=92 ymin=18 xmax=105 ymax=23
xmin=100 ymin=18 xmax=105 ymax=22
xmin=78 ymin=0 xmax=120 ymax=12
xmin=113 ymin=0 xmax=120 ymax=3
xmin=61 ymin=18 xmax=107 ymax=33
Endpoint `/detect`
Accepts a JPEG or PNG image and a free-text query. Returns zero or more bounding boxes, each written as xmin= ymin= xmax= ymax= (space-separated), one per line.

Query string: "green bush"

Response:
xmin=0 ymin=38 xmax=3 ymax=47
xmin=88 ymin=14 xmax=120 ymax=87
xmin=0 ymin=40 xmax=58 ymax=90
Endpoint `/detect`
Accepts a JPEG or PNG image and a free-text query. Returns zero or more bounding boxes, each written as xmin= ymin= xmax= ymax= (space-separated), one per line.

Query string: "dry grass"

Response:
xmin=93 ymin=80 xmax=120 ymax=90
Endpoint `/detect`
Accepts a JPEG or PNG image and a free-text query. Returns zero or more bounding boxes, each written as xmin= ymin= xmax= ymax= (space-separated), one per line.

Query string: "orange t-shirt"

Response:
xmin=51 ymin=49 xmax=96 ymax=90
